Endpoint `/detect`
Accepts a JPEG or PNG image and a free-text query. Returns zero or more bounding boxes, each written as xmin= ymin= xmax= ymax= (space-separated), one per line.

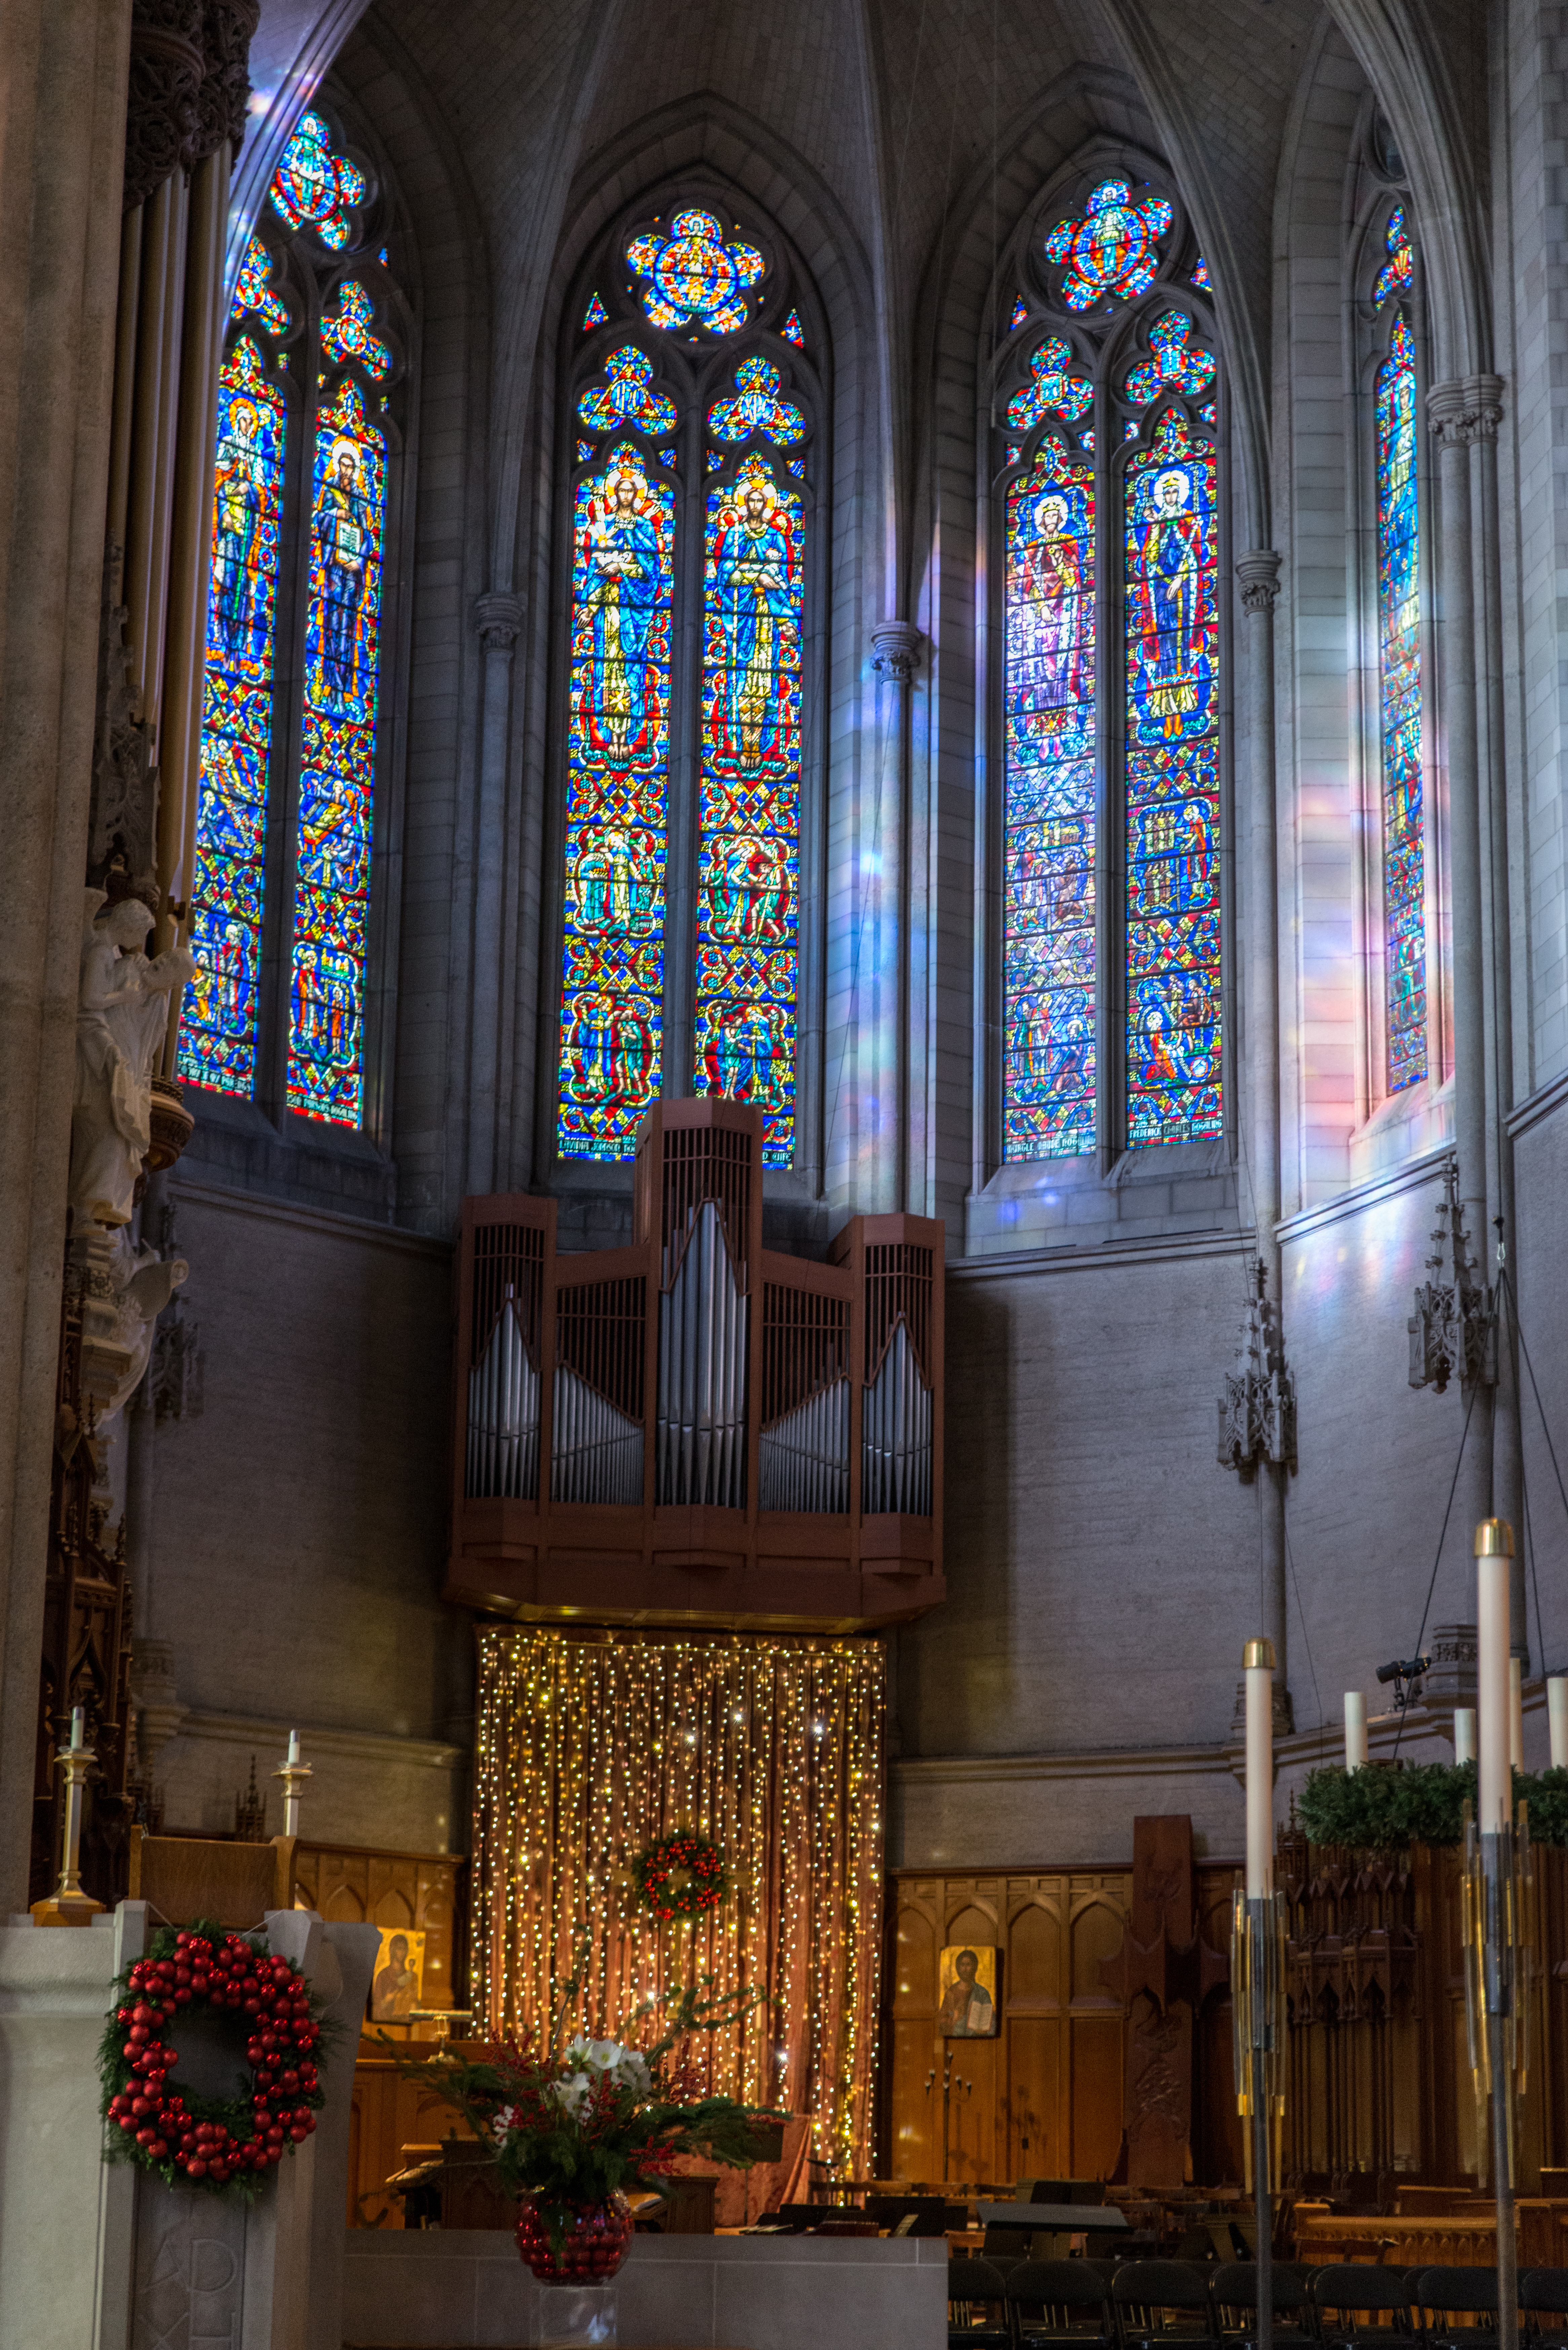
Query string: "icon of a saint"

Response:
xmin=940 ymin=1948 xmax=995 ymax=2038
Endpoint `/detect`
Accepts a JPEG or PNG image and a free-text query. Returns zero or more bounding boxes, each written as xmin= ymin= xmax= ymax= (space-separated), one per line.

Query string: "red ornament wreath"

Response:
xmin=630 ymin=1832 xmax=729 ymax=1923
xmin=98 ymin=1923 xmax=326 ymax=2197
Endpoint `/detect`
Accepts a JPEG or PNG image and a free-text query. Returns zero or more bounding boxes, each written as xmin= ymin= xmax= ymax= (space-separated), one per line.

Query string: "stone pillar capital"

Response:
xmin=1427 ymin=374 xmax=1505 ymax=446
xmin=475 ymin=591 xmax=525 ymax=651
xmin=1236 ymin=549 xmax=1282 ymax=616
xmin=870 ymin=618 xmax=922 ymax=684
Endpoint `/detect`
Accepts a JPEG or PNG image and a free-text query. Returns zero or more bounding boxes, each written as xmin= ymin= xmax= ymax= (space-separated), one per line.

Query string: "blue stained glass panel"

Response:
xmin=626 ymin=210 xmax=765 ymax=335
xmin=1124 ymin=309 xmax=1215 ymax=407
xmin=234 ymin=236 xmax=289 ymax=337
xmin=693 ymin=455 xmax=803 ymax=1164
xmin=781 ymin=309 xmax=805 ymax=347
xmin=286 ymin=377 xmax=387 ymax=1124
xmin=1045 ymin=179 xmax=1173 ymax=311
xmin=558 ymin=444 xmax=675 ymax=1159
xmin=320 ymin=281 xmax=390 ymax=379
xmin=1002 ymin=443 xmax=1097 ymax=1160
xmin=1123 ymin=411 xmax=1222 ymax=1145
xmin=1007 ymin=339 xmax=1093 ymax=430
xmin=269 ymin=111 xmax=366 ymax=250
xmin=1373 ymin=207 xmax=1414 ymax=307
xmin=707 ymin=355 xmax=805 ymax=446
xmin=577 ymin=345 xmax=677 ymax=435
xmin=1377 ymin=311 xmax=1425 ymax=1091
xmin=583 ymin=292 xmax=609 ymax=329
xmin=179 ymin=338 xmax=286 ymax=1098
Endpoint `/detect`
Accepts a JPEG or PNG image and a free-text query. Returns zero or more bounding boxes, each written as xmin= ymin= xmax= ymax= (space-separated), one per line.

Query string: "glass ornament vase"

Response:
xmin=514 ymin=2191 xmax=633 ymax=2283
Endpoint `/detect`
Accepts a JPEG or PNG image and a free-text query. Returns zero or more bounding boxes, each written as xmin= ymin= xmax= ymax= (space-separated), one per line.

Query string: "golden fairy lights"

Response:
xmin=471 ymin=1628 xmax=886 ymax=2182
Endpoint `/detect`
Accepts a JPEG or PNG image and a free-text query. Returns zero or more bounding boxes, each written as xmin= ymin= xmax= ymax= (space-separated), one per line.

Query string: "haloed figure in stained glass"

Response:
xmin=572 ymin=825 xmax=659 ymax=939
xmin=710 ymin=477 xmax=797 ymax=774
xmin=1016 ymin=490 xmax=1089 ymax=742
xmin=1129 ymin=466 xmax=1209 ymax=737
xmin=583 ymin=462 xmax=664 ymax=765
xmin=314 ymin=435 xmax=374 ymax=712
xmin=212 ymin=400 xmax=270 ymax=659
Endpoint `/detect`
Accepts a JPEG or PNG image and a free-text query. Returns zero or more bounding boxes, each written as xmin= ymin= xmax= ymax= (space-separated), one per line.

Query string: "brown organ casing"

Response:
xmin=445 ymin=1098 xmax=944 ymax=1629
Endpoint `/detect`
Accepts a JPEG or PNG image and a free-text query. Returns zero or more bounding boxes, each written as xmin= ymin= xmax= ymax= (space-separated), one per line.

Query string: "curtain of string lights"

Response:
xmin=471 ymin=1627 xmax=886 ymax=2181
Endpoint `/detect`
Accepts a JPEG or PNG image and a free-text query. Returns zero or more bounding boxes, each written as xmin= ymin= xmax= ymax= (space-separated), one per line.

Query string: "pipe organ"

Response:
xmin=445 ymin=1099 xmax=944 ymax=1629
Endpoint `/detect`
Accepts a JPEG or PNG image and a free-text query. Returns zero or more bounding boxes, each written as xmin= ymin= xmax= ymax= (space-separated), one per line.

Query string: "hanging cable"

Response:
xmin=1391 ymin=1378 xmax=1479 ymax=1763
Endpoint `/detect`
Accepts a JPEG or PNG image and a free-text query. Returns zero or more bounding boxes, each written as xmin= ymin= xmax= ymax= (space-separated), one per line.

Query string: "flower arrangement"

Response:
xmin=402 ymin=1955 xmax=777 ymax=2270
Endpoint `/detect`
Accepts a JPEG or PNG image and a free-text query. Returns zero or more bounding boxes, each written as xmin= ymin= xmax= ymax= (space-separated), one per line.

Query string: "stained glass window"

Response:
xmin=1123 ymin=310 xmax=1215 ymax=406
xmin=1006 ymin=339 xmax=1093 ymax=429
xmin=1045 ymin=178 xmax=1173 ymax=310
xmin=234 ymin=236 xmax=289 ymax=337
xmin=577 ymin=345 xmax=677 ymax=435
xmin=1376 ymin=310 xmax=1425 ymax=1091
xmin=626 ymin=210 xmax=764 ymax=334
xmin=1008 ymin=295 xmax=1030 ymax=331
xmin=320 ymin=281 xmax=390 ymax=379
xmin=1190 ymin=257 xmax=1211 ymax=290
xmin=582 ymin=292 xmax=608 ymax=329
xmin=185 ymin=104 xmax=406 ymax=1131
xmin=179 ymin=338 xmax=286 ymax=1097
xmin=781 ymin=310 xmax=805 ymax=347
xmin=1123 ymin=412 xmax=1221 ymax=1146
xmin=268 ymin=111 xmax=366 ymax=249
xmin=286 ymin=378 xmax=386 ymax=1123
xmin=1373 ymin=207 xmax=1414 ymax=305
xmin=707 ymin=356 xmax=804 ymax=445
xmin=558 ymin=444 xmax=676 ymax=1159
xmin=693 ymin=454 xmax=803 ymax=1164
xmin=1002 ymin=442 xmax=1097 ymax=1160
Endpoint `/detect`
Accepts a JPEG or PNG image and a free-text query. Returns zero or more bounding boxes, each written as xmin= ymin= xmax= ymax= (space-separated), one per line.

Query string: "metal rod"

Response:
xmin=1253 ymin=2038 xmax=1272 ymax=2350
xmin=1491 ymin=2008 xmax=1519 ymax=2350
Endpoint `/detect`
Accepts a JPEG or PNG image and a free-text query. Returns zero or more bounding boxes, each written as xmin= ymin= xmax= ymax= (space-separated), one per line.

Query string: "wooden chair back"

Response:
xmin=128 ymin=1828 xmax=298 ymax=1927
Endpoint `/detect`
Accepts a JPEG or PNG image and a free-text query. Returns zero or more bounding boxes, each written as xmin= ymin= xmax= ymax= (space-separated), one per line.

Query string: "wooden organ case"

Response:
xmin=444 ymin=1099 xmax=944 ymax=1630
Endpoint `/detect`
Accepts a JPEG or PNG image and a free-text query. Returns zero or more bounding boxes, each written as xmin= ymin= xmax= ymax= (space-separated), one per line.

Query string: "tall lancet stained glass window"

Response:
xmin=558 ymin=204 xmax=816 ymax=1168
xmin=182 ymin=105 xmax=403 ymax=1126
xmin=999 ymin=170 xmax=1220 ymax=1162
xmin=1375 ymin=255 xmax=1425 ymax=1092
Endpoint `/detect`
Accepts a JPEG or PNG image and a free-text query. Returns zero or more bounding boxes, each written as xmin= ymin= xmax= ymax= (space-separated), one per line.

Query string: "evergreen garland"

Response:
xmin=1295 ymin=1761 xmax=1568 ymax=1849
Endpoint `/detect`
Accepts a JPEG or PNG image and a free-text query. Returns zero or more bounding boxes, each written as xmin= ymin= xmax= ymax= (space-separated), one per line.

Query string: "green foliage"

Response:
xmin=1296 ymin=1760 xmax=1568 ymax=1849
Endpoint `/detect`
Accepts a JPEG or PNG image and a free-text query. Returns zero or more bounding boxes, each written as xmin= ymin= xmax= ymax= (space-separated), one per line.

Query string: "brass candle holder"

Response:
xmin=32 ymin=1716 xmax=105 ymax=1927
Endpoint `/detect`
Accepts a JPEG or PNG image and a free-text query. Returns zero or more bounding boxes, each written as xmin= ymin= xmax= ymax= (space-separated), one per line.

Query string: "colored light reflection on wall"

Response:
xmin=1376 ymin=309 xmax=1426 ymax=1093
xmin=472 ymin=1626 xmax=885 ymax=2185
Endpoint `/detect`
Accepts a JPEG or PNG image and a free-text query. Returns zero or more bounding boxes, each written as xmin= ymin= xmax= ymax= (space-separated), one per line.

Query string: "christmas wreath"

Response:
xmin=630 ymin=1832 xmax=729 ymax=1922
xmin=98 ymin=1921 xmax=327 ymax=2198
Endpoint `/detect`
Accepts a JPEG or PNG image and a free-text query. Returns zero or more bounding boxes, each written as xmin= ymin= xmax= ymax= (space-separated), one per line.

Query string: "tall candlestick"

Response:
xmin=1476 ymin=1520 xmax=1513 ymax=1835
xmin=1344 ymin=1693 xmax=1367 ymax=1772
xmin=1549 ymin=1679 xmax=1568 ymax=1771
xmin=274 ymin=1734 xmax=311 ymax=1837
xmin=1509 ymin=1657 xmax=1524 ymax=1771
xmin=1245 ymin=1637 xmax=1276 ymax=1898
xmin=1455 ymin=1708 xmax=1477 ymax=1765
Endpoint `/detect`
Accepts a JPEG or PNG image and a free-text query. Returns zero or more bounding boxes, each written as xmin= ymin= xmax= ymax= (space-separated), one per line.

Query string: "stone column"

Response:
xmin=869 ymin=620 xmax=921 ymax=1212
xmin=0 ymin=0 xmax=137 ymax=1923
xmin=466 ymin=592 xmax=524 ymax=1196
xmin=1429 ymin=378 xmax=1507 ymax=1600
xmin=1237 ymin=549 xmax=1290 ymax=1721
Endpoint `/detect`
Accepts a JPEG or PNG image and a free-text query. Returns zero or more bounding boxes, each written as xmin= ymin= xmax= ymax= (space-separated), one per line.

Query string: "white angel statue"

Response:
xmin=70 ymin=889 xmax=196 ymax=1229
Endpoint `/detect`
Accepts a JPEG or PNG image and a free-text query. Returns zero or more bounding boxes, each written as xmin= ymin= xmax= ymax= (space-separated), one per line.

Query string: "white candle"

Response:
xmin=70 ymin=1706 xmax=84 ymax=1752
xmin=1476 ymin=1521 xmax=1514 ymax=1834
xmin=1245 ymin=1638 xmax=1276 ymax=1898
xmin=287 ymin=1729 xmax=300 ymax=1766
xmin=1510 ymin=1656 xmax=1525 ymax=1771
xmin=1344 ymin=1692 xmax=1368 ymax=1772
xmin=1549 ymin=1679 xmax=1568 ymax=1771
xmin=1455 ymin=1708 xmax=1477 ymax=1765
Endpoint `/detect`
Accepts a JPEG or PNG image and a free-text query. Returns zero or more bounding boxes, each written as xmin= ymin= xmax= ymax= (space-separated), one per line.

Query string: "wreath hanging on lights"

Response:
xmin=97 ymin=1921 xmax=327 ymax=2199
xmin=631 ymin=1831 xmax=729 ymax=1923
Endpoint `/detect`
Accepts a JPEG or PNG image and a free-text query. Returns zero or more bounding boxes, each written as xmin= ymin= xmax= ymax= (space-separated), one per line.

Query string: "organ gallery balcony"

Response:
xmin=444 ymin=1099 xmax=944 ymax=1631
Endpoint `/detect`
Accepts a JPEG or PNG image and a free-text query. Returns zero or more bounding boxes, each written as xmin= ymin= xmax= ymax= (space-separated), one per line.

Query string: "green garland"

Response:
xmin=1295 ymin=1761 xmax=1568 ymax=1850
xmin=630 ymin=1832 xmax=729 ymax=1922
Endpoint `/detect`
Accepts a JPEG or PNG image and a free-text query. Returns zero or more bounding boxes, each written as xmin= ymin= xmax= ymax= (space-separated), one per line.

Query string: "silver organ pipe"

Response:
xmin=862 ymin=1319 xmax=933 ymax=1516
xmin=759 ymin=1376 xmax=850 ymax=1513
xmin=465 ymin=1287 xmax=541 ymax=1500
xmin=657 ymin=1199 xmax=747 ymax=1508
xmin=550 ymin=1364 xmax=644 ymax=1505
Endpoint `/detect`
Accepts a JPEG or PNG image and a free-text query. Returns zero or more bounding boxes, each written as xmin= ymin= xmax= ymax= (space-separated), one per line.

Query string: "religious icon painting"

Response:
xmin=370 ymin=1927 xmax=425 ymax=2022
xmin=939 ymin=1944 xmax=999 ymax=2039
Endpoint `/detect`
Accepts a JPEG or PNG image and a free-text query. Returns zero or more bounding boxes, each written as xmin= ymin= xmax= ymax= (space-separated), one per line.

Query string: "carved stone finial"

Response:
xmin=1408 ymin=1155 xmax=1496 ymax=1391
xmin=871 ymin=619 xmax=921 ymax=685
xmin=1236 ymin=549 xmax=1282 ymax=616
xmin=1218 ymin=1254 xmax=1296 ymax=1475
xmin=476 ymin=591 xmax=525 ymax=652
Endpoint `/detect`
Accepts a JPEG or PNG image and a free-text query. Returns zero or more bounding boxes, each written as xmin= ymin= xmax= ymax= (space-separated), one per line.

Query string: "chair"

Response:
xmin=950 ymin=2255 xmax=1014 ymax=2347
xmin=1113 ymin=2260 xmax=1222 ymax=2350
xmin=1210 ymin=2261 xmax=1315 ymax=2349
xmin=128 ymin=1827 xmax=297 ymax=1927
xmin=1520 ymin=2269 xmax=1568 ymax=2347
xmin=1004 ymin=2259 xmax=1116 ymax=2350
xmin=1415 ymin=2268 xmax=1499 ymax=2348
xmin=1311 ymin=2263 xmax=1413 ymax=2344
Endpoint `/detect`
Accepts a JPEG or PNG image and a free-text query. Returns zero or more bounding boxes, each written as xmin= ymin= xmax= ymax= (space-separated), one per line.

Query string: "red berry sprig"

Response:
xmin=99 ymin=1925 xmax=325 ymax=2197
